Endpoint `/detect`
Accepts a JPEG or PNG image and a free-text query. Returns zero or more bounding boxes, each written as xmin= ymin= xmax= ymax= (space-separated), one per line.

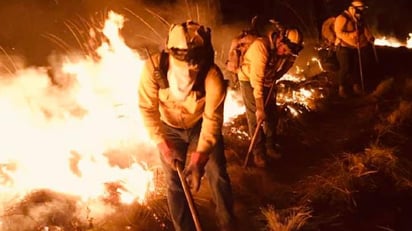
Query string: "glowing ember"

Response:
xmin=278 ymin=73 xmax=304 ymax=82
xmin=310 ymin=57 xmax=324 ymax=72
xmin=274 ymin=70 xmax=327 ymax=117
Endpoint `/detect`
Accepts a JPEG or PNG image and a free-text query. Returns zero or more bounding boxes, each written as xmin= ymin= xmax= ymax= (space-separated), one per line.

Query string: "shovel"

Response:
xmin=176 ymin=163 xmax=203 ymax=231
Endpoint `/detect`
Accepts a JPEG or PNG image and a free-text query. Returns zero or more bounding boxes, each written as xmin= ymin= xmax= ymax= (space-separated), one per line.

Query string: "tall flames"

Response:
xmin=0 ymin=11 xmax=157 ymax=221
xmin=0 ymin=11 xmax=247 ymax=227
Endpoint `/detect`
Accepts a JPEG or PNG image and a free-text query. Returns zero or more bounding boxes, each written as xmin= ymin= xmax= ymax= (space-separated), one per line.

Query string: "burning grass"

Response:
xmin=0 ymin=189 xmax=170 ymax=231
xmin=2 ymin=3 xmax=412 ymax=231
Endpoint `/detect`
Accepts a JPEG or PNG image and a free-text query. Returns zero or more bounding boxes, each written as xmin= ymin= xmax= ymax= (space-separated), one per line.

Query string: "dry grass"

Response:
xmin=364 ymin=145 xmax=412 ymax=188
xmin=295 ymin=143 xmax=412 ymax=215
xmin=374 ymin=99 xmax=412 ymax=143
xmin=261 ymin=205 xmax=312 ymax=231
xmin=386 ymin=100 xmax=412 ymax=125
xmin=0 ymin=189 xmax=170 ymax=231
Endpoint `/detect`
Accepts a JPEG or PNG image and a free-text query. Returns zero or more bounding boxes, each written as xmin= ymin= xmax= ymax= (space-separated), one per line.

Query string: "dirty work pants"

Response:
xmin=239 ymin=81 xmax=277 ymax=156
xmin=336 ymin=46 xmax=359 ymax=91
xmin=160 ymin=121 xmax=235 ymax=231
xmin=336 ymin=44 xmax=381 ymax=94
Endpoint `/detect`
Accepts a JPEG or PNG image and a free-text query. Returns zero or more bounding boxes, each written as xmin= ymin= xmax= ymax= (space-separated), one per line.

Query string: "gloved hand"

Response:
xmin=157 ymin=140 xmax=180 ymax=170
xmin=183 ymin=152 xmax=209 ymax=192
xmin=255 ymin=98 xmax=266 ymax=123
xmin=350 ymin=32 xmax=357 ymax=40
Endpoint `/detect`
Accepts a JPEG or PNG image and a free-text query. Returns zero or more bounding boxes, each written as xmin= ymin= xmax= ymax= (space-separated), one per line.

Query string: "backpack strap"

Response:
xmin=155 ymin=50 xmax=169 ymax=89
xmin=191 ymin=65 xmax=207 ymax=96
xmin=341 ymin=11 xmax=355 ymax=32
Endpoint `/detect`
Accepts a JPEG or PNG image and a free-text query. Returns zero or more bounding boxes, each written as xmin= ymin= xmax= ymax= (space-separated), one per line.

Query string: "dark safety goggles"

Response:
xmin=169 ymin=48 xmax=189 ymax=61
xmin=281 ymin=37 xmax=303 ymax=56
xmin=169 ymin=47 xmax=207 ymax=66
xmin=351 ymin=4 xmax=368 ymax=14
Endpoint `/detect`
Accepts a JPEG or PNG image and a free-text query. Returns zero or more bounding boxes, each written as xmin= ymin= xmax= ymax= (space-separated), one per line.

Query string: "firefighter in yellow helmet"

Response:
xmin=334 ymin=0 xmax=376 ymax=97
xmin=237 ymin=20 xmax=304 ymax=167
xmin=138 ymin=20 xmax=236 ymax=231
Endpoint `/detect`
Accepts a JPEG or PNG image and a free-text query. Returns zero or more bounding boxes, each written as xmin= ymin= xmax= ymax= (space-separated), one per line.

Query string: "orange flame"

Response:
xmin=0 ymin=11 xmax=328 ymax=220
xmin=0 ymin=11 xmax=252 ymax=221
xmin=374 ymin=33 xmax=412 ymax=48
xmin=0 ymin=11 xmax=157 ymax=216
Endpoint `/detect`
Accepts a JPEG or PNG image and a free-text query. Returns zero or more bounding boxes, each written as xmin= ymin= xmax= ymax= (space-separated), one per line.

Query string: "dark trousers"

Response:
xmin=160 ymin=121 xmax=235 ymax=231
xmin=336 ymin=46 xmax=359 ymax=90
xmin=239 ymin=81 xmax=277 ymax=156
xmin=336 ymin=44 xmax=380 ymax=94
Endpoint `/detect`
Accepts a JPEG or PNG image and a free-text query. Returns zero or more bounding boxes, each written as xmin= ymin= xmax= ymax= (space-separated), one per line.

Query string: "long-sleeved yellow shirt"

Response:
xmin=238 ymin=37 xmax=270 ymax=100
xmin=334 ymin=10 xmax=374 ymax=48
xmin=138 ymin=53 xmax=226 ymax=155
xmin=237 ymin=37 xmax=295 ymax=101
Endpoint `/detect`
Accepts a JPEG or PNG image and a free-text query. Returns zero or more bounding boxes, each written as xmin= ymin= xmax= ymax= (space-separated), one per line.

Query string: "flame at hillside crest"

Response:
xmin=374 ymin=33 xmax=412 ymax=48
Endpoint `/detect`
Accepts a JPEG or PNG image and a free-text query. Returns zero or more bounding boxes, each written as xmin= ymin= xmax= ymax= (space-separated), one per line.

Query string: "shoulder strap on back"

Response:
xmin=156 ymin=50 xmax=169 ymax=89
xmin=341 ymin=11 xmax=353 ymax=25
xmin=191 ymin=66 xmax=208 ymax=95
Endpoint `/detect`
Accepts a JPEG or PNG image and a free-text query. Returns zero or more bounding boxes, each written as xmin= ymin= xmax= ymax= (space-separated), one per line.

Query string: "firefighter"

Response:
xmin=334 ymin=0 xmax=376 ymax=98
xmin=138 ymin=21 xmax=236 ymax=231
xmin=237 ymin=20 xmax=304 ymax=167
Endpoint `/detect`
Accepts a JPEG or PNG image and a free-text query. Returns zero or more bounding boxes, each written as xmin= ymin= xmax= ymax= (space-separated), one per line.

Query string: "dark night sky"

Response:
xmin=219 ymin=0 xmax=412 ymax=36
xmin=0 ymin=0 xmax=411 ymax=66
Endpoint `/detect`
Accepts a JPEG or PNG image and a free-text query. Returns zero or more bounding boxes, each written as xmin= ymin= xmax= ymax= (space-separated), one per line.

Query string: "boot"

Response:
xmin=267 ymin=148 xmax=282 ymax=160
xmin=353 ymin=84 xmax=364 ymax=96
xmin=219 ymin=221 xmax=237 ymax=231
xmin=220 ymin=225 xmax=236 ymax=231
xmin=253 ymin=154 xmax=266 ymax=168
xmin=338 ymin=85 xmax=347 ymax=98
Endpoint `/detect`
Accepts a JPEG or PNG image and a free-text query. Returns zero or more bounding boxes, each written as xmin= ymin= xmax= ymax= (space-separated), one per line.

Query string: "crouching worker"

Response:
xmin=138 ymin=20 xmax=236 ymax=231
xmin=238 ymin=18 xmax=304 ymax=167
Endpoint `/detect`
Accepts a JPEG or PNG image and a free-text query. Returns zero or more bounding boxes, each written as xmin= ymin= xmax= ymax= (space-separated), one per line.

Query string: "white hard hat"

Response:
xmin=282 ymin=28 xmax=304 ymax=55
xmin=167 ymin=24 xmax=188 ymax=50
xmin=166 ymin=21 xmax=206 ymax=50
